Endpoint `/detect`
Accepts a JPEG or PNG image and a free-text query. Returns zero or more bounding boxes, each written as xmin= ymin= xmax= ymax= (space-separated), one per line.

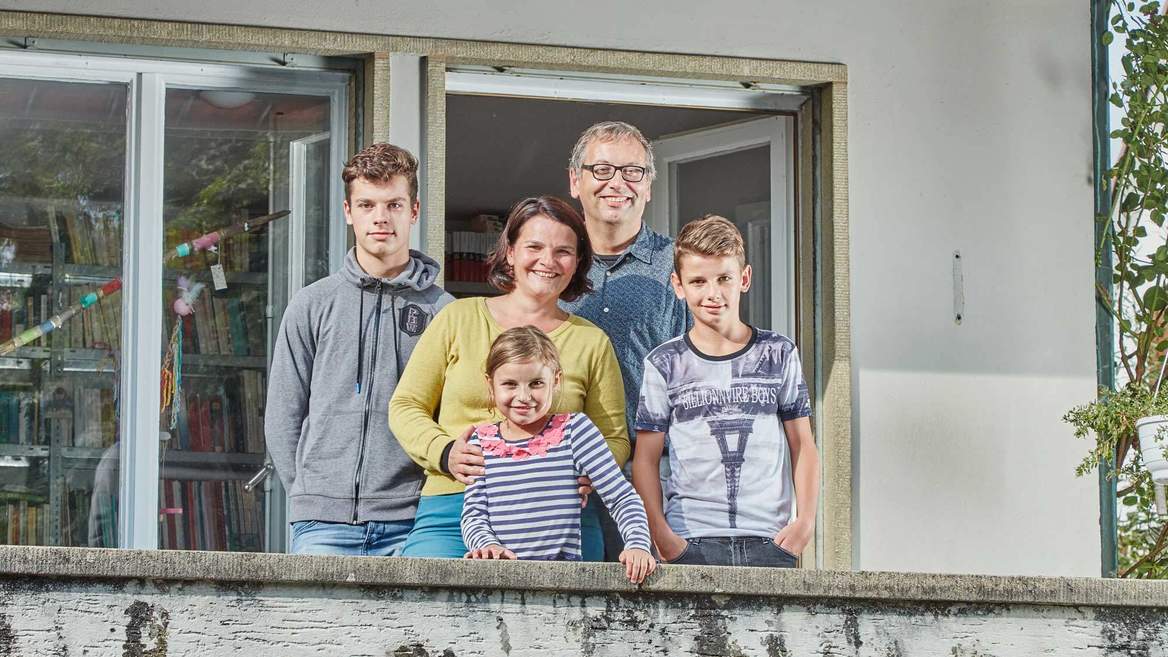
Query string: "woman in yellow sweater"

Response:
xmin=389 ymin=196 xmax=628 ymax=559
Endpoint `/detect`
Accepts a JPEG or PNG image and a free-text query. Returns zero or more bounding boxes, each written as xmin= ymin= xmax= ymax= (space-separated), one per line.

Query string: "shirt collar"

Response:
xmin=624 ymin=223 xmax=655 ymax=265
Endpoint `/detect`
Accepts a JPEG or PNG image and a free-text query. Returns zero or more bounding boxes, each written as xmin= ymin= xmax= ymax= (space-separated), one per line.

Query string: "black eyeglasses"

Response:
xmin=581 ymin=163 xmax=648 ymax=183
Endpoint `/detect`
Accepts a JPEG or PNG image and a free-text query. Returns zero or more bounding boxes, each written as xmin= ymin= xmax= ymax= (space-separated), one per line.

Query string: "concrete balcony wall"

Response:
xmin=0 ymin=547 xmax=1164 ymax=656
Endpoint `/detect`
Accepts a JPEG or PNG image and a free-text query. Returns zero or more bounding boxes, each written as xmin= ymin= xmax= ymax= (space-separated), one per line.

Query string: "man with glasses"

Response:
xmin=561 ymin=121 xmax=689 ymax=561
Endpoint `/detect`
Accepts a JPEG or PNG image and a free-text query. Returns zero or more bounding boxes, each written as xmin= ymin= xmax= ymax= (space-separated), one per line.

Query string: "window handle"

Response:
xmin=244 ymin=464 xmax=274 ymax=492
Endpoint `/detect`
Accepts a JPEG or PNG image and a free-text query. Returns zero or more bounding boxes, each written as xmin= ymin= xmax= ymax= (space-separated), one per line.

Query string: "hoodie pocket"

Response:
xmin=296 ymin=411 xmax=363 ymax=495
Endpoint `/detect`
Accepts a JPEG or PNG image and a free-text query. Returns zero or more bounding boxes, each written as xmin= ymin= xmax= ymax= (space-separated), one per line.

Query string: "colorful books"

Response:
xmin=445 ymin=230 xmax=499 ymax=282
xmin=174 ymin=375 xmax=265 ymax=454
xmin=158 ymin=479 xmax=263 ymax=552
xmin=168 ymin=289 xmax=263 ymax=357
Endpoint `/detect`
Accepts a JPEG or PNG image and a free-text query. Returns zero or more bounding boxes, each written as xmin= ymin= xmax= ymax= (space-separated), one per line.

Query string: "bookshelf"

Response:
xmin=0 ymin=200 xmax=274 ymax=552
xmin=0 ymin=200 xmax=124 ymax=548
xmin=154 ymin=212 xmax=273 ymax=554
xmin=445 ymin=228 xmax=503 ymax=298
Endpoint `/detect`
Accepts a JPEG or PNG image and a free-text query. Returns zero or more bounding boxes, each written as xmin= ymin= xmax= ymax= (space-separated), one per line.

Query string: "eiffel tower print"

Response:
xmin=707 ymin=417 xmax=755 ymax=528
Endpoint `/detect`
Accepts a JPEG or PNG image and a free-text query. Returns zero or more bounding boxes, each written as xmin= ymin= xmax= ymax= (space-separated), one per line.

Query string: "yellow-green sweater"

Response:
xmin=389 ymin=296 xmax=629 ymax=496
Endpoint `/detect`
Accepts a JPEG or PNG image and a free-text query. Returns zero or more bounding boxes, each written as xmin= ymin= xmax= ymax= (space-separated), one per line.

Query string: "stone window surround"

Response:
xmin=0 ymin=10 xmax=853 ymax=571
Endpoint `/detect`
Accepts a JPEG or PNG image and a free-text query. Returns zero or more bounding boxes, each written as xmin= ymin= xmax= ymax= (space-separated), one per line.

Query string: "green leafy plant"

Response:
xmin=1066 ymin=0 xmax=1168 ymax=578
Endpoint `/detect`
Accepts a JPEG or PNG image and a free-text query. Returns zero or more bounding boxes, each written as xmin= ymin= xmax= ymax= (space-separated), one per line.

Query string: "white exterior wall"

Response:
xmin=0 ymin=1 xmax=1102 ymax=576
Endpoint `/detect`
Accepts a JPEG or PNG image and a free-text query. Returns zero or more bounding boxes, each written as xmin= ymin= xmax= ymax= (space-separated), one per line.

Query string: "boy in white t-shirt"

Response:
xmin=631 ymin=215 xmax=820 ymax=568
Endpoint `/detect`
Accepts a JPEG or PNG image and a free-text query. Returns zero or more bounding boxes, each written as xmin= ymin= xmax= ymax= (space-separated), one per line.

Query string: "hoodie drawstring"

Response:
xmin=356 ymin=286 xmax=366 ymax=394
xmin=391 ymin=294 xmax=402 ymax=376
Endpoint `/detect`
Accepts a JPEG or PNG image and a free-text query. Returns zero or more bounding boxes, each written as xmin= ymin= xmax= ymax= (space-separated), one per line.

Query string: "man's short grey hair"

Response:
xmin=568 ymin=121 xmax=657 ymax=181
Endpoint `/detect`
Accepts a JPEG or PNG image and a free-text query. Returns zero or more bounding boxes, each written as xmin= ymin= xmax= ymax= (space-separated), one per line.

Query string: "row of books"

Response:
xmin=159 ymin=479 xmax=264 ymax=552
xmin=0 ymin=383 xmax=117 ymax=448
xmin=445 ymin=231 xmax=500 ymax=282
xmin=168 ymin=289 xmax=266 ymax=358
xmin=0 ymin=287 xmax=49 ymax=343
xmin=166 ymin=224 xmax=267 ymax=274
xmin=1 ymin=500 xmax=50 ymax=546
xmin=0 ymin=222 xmax=52 ymax=264
xmin=171 ymin=371 xmax=266 ymax=454
xmin=61 ymin=485 xmax=112 ymax=548
xmin=44 ymin=384 xmax=117 ymax=449
xmin=51 ymin=205 xmax=123 ymax=268
xmin=0 ymin=389 xmax=38 ymax=445
xmin=57 ymin=286 xmax=122 ymax=351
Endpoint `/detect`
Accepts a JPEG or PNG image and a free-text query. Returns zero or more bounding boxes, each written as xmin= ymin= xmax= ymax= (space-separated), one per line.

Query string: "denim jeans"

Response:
xmin=665 ymin=536 xmax=798 ymax=568
xmin=290 ymin=519 xmax=414 ymax=556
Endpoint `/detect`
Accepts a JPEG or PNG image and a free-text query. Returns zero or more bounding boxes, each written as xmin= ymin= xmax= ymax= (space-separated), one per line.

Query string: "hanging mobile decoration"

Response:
xmin=160 ymin=276 xmax=205 ymax=428
xmin=0 ymin=279 xmax=122 ymax=357
xmin=167 ymin=209 xmax=289 ymax=263
xmin=0 ymin=209 xmax=289 ymax=357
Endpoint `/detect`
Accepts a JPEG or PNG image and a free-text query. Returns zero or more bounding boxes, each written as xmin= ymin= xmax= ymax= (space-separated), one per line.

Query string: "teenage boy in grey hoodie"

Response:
xmin=266 ymin=143 xmax=453 ymax=555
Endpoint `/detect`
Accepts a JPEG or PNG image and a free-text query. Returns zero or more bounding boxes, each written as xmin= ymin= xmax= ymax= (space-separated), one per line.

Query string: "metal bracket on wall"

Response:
xmin=953 ymin=251 xmax=964 ymax=324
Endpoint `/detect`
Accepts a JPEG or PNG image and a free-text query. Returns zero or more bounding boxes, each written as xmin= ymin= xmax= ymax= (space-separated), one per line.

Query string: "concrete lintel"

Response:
xmin=2 ymin=546 xmax=1165 ymax=609
xmin=0 ymin=10 xmax=846 ymax=86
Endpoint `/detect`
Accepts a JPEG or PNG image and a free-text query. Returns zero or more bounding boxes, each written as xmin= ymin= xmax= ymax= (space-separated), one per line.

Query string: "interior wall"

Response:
xmin=444 ymin=95 xmax=762 ymax=221
xmin=0 ymin=0 xmax=1101 ymax=576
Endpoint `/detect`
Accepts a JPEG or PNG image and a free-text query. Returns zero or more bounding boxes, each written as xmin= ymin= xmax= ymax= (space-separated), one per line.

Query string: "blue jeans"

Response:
xmin=665 ymin=536 xmax=798 ymax=568
xmin=401 ymin=492 xmax=604 ymax=561
xmin=290 ymin=519 xmax=414 ymax=556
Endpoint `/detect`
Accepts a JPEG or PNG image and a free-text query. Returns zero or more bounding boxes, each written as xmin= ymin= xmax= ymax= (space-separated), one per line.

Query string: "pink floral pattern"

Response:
xmin=476 ymin=414 xmax=571 ymax=460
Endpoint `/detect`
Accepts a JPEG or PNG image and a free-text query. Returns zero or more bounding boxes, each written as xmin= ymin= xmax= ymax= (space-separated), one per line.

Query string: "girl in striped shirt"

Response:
xmin=460 ymin=326 xmax=657 ymax=583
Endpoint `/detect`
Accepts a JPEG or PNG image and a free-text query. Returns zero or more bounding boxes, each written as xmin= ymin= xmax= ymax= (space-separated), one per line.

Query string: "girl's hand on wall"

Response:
xmin=620 ymin=548 xmax=657 ymax=584
xmin=465 ymin=545 xmax=517 ymax=560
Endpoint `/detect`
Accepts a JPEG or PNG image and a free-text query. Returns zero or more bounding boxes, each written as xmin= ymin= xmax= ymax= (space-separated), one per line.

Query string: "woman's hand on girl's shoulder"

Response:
xmin=619 ymin=548 xmax=657 ymax=584
xmin=448 ymin=425 xmax=485 ymax=484
xmin=465 ymin=544 xmax=517 ymax=560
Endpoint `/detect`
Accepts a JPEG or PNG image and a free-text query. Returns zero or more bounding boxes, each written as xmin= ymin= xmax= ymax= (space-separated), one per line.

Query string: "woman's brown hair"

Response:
xmin=486 ymin=196 xmax=594 ymax=302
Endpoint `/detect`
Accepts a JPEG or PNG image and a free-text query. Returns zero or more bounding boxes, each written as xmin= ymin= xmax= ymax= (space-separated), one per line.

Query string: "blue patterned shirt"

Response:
xmin=560 ymin=224 xmax=689 ymax=439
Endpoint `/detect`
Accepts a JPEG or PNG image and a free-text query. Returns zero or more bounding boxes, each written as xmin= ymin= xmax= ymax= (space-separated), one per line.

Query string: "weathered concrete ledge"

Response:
xmin=2 ymin=545 xmax=1166 ymax=608
xmin=1 ymin=546 xmax=1167 ymax=655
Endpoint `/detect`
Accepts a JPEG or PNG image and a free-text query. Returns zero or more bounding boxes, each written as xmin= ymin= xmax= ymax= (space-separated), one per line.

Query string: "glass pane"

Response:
xmin=675 ymin=145 xmax=773 ymax=329
xmin=0 ymin=77 xmax=128 ymax=547
xmin=158 ymin=88 xmax=331 ymax=552
xmin=304 ymin=136 xmax=332 ymax=284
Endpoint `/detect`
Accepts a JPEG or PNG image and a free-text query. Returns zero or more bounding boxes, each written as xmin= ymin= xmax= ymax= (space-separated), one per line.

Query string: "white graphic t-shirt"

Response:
xmin=635 ymin=328 xmax=811 ymax=538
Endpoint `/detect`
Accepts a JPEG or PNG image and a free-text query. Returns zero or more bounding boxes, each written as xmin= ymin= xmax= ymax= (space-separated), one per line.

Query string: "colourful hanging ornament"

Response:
xmin=160 ymin=276 xmax=204 ymax=429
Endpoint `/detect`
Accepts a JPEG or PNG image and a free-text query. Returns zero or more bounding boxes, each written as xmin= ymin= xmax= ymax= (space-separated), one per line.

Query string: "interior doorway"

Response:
xmin=444 ymin=72 xmax=800 ymax=334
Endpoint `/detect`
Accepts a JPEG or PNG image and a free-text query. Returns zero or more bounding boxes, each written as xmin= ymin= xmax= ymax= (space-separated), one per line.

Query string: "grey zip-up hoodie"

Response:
xmin=266 ymin=248 xmax=453 ymax=524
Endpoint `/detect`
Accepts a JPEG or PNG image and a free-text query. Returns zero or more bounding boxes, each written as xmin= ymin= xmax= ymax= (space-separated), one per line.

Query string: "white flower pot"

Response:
xmin=1137 ymin=415 xmax=1168 ymax=484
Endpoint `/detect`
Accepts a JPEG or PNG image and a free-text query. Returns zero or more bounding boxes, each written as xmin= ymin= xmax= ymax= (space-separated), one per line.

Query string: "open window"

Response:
xmin=444 ymin=67 xmax=804 ymax=339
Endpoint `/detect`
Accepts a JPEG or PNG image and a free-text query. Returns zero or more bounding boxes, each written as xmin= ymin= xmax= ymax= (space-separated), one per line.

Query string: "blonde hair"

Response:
xmin=673 ymin=214 xmax=746 ymax=273
xmin=485 ymin=326 xmax=563 ymax=379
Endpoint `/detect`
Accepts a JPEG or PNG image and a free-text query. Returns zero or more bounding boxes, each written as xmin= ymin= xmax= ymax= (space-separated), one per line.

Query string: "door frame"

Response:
xmin=650 ymin=115 xmax=796 ymax=336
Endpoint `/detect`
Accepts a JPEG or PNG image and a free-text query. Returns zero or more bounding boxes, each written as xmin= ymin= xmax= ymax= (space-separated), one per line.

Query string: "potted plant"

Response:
xmin=1064 ymin=0 xmax=1168 ymax=578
